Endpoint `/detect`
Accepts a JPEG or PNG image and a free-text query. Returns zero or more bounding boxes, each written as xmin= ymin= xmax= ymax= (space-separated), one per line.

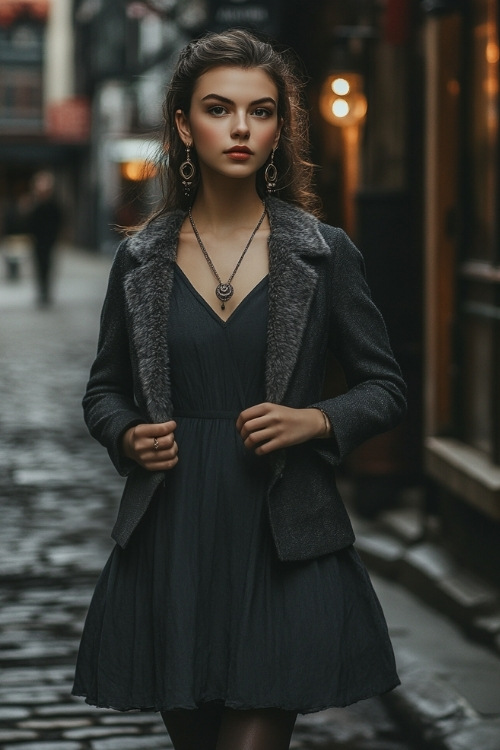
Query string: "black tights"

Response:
xmin=161 ymin=704 xmax=297 ymax=750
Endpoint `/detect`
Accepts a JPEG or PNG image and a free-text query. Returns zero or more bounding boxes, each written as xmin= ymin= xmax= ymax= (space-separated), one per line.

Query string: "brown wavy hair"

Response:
xmin=150 ymin=28 xmax=321 ymax=219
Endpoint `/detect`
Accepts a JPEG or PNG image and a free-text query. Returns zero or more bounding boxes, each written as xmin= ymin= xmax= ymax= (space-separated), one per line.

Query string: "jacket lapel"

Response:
xmin=123 ymin=210 xmax=185 ymax=423
xmin=265 ymin=197 xmax=330 ymax=403
xmin=121 ymin=199 xmax=330 ymax=422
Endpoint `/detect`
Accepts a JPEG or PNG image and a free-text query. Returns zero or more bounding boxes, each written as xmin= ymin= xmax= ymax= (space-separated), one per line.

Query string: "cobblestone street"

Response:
xmin=0 ymin=248 xmax=415 ymax=749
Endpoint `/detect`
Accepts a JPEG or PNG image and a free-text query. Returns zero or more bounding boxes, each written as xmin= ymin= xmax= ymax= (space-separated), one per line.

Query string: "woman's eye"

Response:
xmin=208 ymin=106 xmax=227 ymax=116
xmin=253 ymin=108 xmax=272 ymax=118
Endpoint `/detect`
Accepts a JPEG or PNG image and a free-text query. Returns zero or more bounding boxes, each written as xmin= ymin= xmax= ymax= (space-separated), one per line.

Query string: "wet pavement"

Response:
xmin=1 ymin=246 xmax=418 ymax=749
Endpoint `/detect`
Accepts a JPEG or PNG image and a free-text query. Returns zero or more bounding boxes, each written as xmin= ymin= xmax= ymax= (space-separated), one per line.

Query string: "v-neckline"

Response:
xmin=175 ymin=265 xmax=268 ymax=326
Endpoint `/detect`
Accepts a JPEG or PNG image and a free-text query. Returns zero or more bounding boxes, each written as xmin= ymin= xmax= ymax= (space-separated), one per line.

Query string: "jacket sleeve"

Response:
xmin=82 ymin=242 xmax=144 ymax=476
xmin=310 ymin=226 xmax=407 ymax=465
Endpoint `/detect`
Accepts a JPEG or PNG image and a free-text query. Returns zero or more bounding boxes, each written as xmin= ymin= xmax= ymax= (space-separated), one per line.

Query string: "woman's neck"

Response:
xmin=191 ymin=177 xmax=266 ymax=234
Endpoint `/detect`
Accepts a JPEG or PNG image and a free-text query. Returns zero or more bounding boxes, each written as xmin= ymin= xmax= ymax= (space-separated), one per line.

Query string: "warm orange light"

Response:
xmin=486 ymin=41 xmax=500 ymax=64
xmin=320 ymin=72 xmax=367 ymax=127
xmin=121 ymin=160 xmax=157 ymax=181
xmin=484 ymin=75 xmax=499 ymax=97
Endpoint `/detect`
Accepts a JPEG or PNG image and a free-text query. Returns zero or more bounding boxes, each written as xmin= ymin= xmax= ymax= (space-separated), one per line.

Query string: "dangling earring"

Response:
xmin=265 ymin=147 xmax=278 ymax=193
xmin=179 ymin=143 xmax=196 ymax=197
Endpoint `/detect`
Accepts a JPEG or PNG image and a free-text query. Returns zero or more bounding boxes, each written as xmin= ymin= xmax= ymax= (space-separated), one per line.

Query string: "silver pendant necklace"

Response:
xmin=188 ymin=203 xmax=267 ymax=310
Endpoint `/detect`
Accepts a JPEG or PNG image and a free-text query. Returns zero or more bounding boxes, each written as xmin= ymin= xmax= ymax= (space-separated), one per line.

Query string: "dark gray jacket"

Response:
xmin=83 ymin=197 xmax=406 ymax=561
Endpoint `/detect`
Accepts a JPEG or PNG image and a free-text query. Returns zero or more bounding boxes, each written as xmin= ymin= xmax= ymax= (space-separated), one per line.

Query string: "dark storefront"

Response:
xmin=423 ymin=0 xmax=500 ymax=583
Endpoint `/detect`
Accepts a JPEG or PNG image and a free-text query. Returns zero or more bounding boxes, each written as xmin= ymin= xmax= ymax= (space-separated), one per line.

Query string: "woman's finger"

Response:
xmin=141 ymin=442 xmax=179 ymax=471
xmin=238 ymin=415 xmax=273 ymax=440
xmin=146 ymin=442 xmax=178 ymax=462
xmin=236 ymin=403 xmax=272 ymax=431
xmin=243 ymin=427 xmax=276 ymax=449
xmin=145 ymin=456 xmax=179 ymax=471
xmin=134 ymin=420 xmax=177 ymax=439
xmin=144 ymin=432 xmax=175 ymax=454
xmin=254 ymin=438 xmax=283 ymax=455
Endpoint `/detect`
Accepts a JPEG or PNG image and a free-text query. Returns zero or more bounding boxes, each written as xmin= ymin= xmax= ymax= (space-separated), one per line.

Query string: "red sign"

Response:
xmin=0 ymin=0 xmax=49 ymax=27
xmin=383 ymin=0 xmax=411 ymax=46
xmin=46 ymin=97 xmax=91 ymax=143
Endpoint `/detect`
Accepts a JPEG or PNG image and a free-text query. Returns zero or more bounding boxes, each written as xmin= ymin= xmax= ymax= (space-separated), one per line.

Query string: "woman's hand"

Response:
xmin=122 ymin=421 xmax=178 ymax=471
xmin=236 ymin=403 xmax=330 ymax=455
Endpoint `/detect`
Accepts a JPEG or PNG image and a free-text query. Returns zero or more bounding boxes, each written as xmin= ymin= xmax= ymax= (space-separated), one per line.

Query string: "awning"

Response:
xmin=0 ymin=139 xmax=86 ymax=163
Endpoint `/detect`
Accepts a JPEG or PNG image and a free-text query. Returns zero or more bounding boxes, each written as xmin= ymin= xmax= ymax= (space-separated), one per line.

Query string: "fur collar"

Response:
xmin=123 ymin=197 xmax=330 ymax=423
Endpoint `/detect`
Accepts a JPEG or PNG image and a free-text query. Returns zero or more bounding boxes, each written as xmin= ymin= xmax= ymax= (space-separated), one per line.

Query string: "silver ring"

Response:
xmin=153 ymin=437 xmax=159 ymax=452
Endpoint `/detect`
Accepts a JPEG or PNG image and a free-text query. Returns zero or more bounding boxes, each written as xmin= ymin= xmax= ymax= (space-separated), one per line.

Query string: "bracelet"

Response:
xmin=319 ymin=409 xmax=331 ymax=437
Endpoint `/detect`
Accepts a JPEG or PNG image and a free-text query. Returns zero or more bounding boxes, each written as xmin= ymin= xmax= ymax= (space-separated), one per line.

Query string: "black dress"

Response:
xmin=73 ymin=265 xmax=399 ymax=713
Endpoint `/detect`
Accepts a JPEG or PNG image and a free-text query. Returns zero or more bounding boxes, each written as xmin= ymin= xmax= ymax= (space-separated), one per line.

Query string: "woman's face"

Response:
xmin=176 ymin=66 xmax=281 ymax=183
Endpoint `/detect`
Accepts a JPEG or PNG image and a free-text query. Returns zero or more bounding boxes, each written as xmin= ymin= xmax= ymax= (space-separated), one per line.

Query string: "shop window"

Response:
xmin=468 ymin=0 xmax=498 ymax=262
xmin=0 ymin=23 xmax=43 ymax=64
xmin=458 ymin=0 xmax=500 ymax=462
xmin=0 ymin=66 xmax=43 ymax=131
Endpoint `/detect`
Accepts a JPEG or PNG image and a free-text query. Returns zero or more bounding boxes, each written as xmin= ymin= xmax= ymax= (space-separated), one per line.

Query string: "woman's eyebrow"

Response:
xmin=201 ymin=94 xmax=277 ymax=107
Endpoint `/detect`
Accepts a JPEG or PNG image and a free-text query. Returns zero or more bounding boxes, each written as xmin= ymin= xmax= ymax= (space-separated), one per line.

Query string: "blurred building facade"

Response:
xmin=73 ymin=0 xmax=190 ymax=251
xmin=71 ymin=0 xmax=283 ymax=252
xmin=421 ymin=0 xmax=500 ymax=584
xmin=304 ymin=0 xmax=500 ymax=586
xmin=0 ymin=0 xmax=89 ymax=240
xmin=298 ymin=0 xmax=500 ymax=586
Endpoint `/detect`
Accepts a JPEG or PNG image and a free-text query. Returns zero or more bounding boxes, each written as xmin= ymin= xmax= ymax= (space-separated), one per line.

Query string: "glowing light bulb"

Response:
xmin=331 ymin=78 xmax=350 ymax=96
xmin=332 ymin=99 xmax=350 ymax=118
xmin=320 ymin=72 xmax=367 ymax=126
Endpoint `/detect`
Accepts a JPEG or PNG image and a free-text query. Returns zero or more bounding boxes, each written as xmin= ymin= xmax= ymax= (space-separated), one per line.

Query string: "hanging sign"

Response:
xmin=207 ymin=0 xmax=280 ymax=35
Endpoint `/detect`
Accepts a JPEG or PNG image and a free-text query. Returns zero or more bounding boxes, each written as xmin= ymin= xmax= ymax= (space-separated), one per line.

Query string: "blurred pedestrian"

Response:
xmin=27 ymin=170 xmax=62 ymax=306
xmin=72 ymin=29 xmax=406 ymax=750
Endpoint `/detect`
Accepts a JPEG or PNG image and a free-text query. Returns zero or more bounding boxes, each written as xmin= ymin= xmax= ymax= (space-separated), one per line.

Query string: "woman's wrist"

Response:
xmin=319 ymin=409 xmax=332 ymax=438
xmin=309 ymin=408 xmax=332 ymax=439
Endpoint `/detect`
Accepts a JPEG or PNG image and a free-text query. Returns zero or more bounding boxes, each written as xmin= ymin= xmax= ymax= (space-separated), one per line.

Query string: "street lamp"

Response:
xmin=319 ymin=72 xmax=367 ymax=128
xmin=319 ymin=71 xmax=367 ymax=235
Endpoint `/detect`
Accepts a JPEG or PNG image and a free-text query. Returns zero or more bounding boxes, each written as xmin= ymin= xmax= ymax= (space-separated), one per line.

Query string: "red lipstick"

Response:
xmin=225 ymin=146 xmax=253 ymax=161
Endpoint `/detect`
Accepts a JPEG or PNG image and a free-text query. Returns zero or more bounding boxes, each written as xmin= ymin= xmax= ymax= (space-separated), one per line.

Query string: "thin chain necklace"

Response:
xmin=188 ymin=203 xmax=267 ymax=310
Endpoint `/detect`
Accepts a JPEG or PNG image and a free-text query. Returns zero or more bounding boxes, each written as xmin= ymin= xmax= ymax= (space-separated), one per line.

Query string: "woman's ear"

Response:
xmin=175 ymin=109 xmax=192 ymax=145
xmin=273 ymin=118 xmax=283 ymax=150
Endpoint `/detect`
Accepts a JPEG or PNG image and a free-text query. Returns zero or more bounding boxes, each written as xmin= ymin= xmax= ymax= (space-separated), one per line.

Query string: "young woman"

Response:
xmin=73 ymin=29 xmax=407 ymax=750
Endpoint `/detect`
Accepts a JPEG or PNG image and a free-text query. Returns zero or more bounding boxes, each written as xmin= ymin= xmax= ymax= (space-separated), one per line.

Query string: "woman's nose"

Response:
xmin=231 ymin=112 xmax=250 ymax=139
